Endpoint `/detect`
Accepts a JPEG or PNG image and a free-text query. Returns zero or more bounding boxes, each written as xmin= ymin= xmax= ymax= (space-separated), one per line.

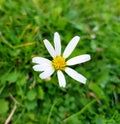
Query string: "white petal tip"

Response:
xmin=43 ymin=39 xmax=50 ymax=45
xmin=84 ymin=54 xmax=91 ymax=62
xmin=32 ymin=57 xmax=39 ymax=63
xmin=39 ymin=75 xmax=44 ymax=79
xmin=59 ymin=83 xmax=66 ymax=87
xmin=55 ymin=32 xmax=59 ymax=35
xmin=32 ymin=57 xmax=36 ymax=63
xmin=43 ymin=39 xmax=47 ymax=43
xmin=32 ymin=59 xmax=35 ymax=63
xmin=81 ymin=79 xmax=86 ymax=84
xmin=78 ymin=77 xmax=87 ymax=84
xmin=39 ymin=74 xmax=46 ymax=79
xmin=75 ymin=36 xmax=80 ymax=40
xmin=33 ymin=66 xmax=37 ymax=71
xmin=60 ymin=85 xmax=66 ymax=88
xmin=88 ymin=55 xmax=91 ymax=60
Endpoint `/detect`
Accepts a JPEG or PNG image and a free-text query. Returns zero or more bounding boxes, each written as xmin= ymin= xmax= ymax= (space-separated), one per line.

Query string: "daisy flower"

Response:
xmin=32 ymin=32 xmax=91 ymax=87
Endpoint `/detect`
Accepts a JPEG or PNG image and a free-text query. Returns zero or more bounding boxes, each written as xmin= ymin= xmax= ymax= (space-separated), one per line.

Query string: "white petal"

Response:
xmin=39 ymin=68 xmax=55 ymax=79
xmin=33 ymin=62 xmax=52 ymax=71
xmin=54 ymin=32 xmax=61 ymax=56
xmin=67 ymin=54 xmax=91 ymax=66
xmin=43 ymin=39 xmax=56 ymax=58
xmin=63 ymin=36 xmax=80 ymax=58
xmin=65 ymin=67 xmax=86 ymax=84
xmin=57 ymin=71 xmax=66 ymax=87
xmin=32 ymin=57 xmax=51 ymax=64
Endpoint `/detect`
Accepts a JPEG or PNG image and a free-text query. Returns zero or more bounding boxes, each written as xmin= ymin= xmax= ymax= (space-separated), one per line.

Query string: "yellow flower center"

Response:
xmin=52 ymin=56 xmax=66 ymax=70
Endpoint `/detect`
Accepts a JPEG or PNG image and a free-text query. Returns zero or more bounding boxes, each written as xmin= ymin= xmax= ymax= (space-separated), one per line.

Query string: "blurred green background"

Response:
xmin=0 ymin=0 xmax=120 ymax=124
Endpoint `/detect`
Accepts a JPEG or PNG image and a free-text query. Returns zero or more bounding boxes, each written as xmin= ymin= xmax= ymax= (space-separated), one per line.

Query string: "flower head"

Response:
xmin=32 ymin=32 xmax=91 ymax=87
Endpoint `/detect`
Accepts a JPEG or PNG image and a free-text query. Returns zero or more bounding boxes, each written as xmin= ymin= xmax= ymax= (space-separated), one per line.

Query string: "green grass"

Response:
xmin=0 ymin=0 xmax=120 ymax=124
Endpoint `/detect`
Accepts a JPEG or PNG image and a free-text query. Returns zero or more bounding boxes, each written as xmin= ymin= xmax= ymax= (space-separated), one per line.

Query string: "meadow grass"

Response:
xmin=0 ymin=0 xmax=120 ymax=124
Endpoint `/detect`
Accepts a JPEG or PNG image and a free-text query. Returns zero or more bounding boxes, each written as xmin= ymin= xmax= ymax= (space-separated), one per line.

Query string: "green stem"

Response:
xmin=47 ymin=102 xmax=56 ymax=124
xmin=63 ymin=99 xmax=96 ymax=122
xmin=0 ymin=32 xmax=14 ymax=49
xmin=18 ymin=24 xmax=31 ymax=41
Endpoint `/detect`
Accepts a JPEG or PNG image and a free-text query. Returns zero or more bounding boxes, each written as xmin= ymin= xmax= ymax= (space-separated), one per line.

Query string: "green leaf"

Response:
xmin=95 ymin=116 xmax=105 ymax=124
xmin=27 ymin=89 xmax=37 ymax=101
xmin=37 ymin=86 xmax=44 ymax=100
xmin=26 ymin=113 xmax=36 ymax=121
xmin=0 ymin=99 xmax=9 ymax=114
xmin=17 ymin=75 xmax=27 ymax=86
xmin=89 ymin=83 xmax=105 ymax=99
xmin=25 ymin=100 xmax=37 ymax=110
xmin=6 ymin=72 xmax=20 ymax=83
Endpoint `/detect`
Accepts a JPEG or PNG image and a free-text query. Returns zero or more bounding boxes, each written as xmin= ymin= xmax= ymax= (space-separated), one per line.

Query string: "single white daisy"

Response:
xmin=32 ymin=32 xmax=91 ymax=87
